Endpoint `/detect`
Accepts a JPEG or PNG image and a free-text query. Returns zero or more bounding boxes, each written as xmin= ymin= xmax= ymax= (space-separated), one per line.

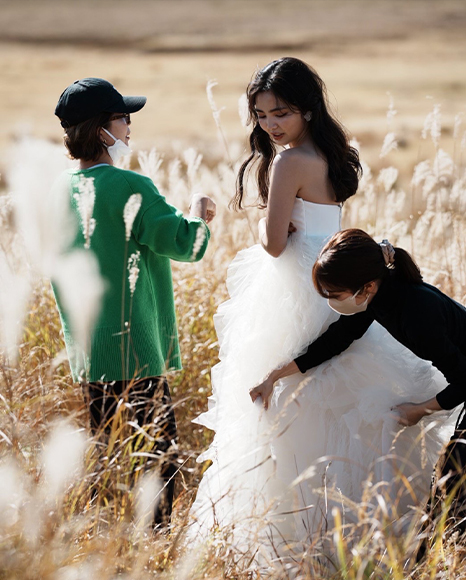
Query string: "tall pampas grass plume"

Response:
xmin=123 ymin=193 xmax=142 ymax=241
xmin=40 ymin=421 xmax=87 ymax=500
xmin=134 ymin=471 xmax=162 ymax=531
xmin=53 ymin=249 xmax=105 ymax=357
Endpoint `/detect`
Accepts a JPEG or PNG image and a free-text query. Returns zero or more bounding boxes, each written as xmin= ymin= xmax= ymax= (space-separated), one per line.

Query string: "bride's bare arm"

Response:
xmin=249 ymin=361 xmax=300 ymax=410
xmin=260 ymin=153 xmax=302 ymax=257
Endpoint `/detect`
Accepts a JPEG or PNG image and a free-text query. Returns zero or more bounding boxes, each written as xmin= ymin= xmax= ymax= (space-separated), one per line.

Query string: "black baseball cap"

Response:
xmin=55 ymin=77 xmax=147 ymax=128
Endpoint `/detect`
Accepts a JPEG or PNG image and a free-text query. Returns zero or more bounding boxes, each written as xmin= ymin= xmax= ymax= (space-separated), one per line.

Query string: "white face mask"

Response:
xmin=327 ymin=289 xmax=370 ymax=316
xmin=102 ymin=128 xmax=132 ymax=163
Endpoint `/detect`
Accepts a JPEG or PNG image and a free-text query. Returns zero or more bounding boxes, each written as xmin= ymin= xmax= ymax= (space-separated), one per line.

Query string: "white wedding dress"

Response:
xmin=189 ymin=198 xmax=454 ymax=562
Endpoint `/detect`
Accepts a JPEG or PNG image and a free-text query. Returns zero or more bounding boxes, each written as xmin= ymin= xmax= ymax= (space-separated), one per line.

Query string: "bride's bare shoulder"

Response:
xmin=274 ymin=147 xmax=335 ymax=204
xmin=274 ymin=147 xmax=326 ymax=170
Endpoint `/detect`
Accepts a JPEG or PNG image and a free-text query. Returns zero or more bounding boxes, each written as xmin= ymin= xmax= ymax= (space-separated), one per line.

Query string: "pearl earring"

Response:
xmin=304 ymin=112 xmax=312 ymax=122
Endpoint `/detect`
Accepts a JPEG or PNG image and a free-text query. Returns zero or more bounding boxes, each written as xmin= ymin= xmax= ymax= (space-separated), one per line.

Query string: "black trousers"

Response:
xmin=84 ymin=376 xmax=178 ymax=527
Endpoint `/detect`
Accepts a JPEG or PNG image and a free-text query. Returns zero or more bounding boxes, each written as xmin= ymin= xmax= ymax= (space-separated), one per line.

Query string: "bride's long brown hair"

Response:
xmin=233 ymin=57 xmax=362 ymax=210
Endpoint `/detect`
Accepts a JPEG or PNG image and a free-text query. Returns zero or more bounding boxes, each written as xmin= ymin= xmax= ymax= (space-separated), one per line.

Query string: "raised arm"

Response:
xmin=126 ymin=174 xmax=211 ymax=262
xmin=136 ymin=198 xmax=210 ymax=262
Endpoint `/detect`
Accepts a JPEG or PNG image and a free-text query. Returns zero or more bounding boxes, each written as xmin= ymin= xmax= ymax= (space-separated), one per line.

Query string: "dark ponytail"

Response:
xmin=312 ymin=229 xmax=422 ymax=297
xmin=390 ymin=247 xmax=423 ymax=284
xmin=233 ymin=57 xmax=362 ymax=210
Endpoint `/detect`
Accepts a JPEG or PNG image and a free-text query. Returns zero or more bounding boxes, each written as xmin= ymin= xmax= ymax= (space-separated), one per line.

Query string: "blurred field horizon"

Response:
xmin=1 ymin=0 xmax=466 ymax=184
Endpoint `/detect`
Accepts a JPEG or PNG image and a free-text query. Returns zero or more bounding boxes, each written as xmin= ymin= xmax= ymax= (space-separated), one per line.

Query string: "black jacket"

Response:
xmin=294 ymin=276 xmax=466 ymax=410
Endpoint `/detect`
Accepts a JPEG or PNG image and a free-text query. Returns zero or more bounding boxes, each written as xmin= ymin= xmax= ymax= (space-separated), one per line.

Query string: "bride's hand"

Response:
xmin=288 ymin=221 xmax=297 ymax=236
xmin=249 ymin=377 xmax=274 ymax=410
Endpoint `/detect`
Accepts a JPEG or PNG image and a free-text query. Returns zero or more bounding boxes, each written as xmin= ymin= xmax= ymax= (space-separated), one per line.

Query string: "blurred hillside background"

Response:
xmin=1 ymin=0 xmax=465 ymax=182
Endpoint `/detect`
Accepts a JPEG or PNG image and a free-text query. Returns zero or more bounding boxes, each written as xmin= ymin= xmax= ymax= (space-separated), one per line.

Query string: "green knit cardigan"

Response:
xmin=53 ymin=165 xmax=210 ymax=383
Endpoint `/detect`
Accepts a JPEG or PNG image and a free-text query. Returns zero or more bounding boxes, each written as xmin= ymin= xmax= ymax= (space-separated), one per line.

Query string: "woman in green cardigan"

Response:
xmin=53 ymin=78 xmax=216 ymax=526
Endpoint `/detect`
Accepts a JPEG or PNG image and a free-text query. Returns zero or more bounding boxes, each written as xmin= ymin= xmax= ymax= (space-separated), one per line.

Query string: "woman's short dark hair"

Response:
xmin=63 ymin=112 xmax=112 ymax=161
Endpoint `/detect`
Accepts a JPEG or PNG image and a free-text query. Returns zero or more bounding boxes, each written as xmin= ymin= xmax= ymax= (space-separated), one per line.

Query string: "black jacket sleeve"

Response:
xmin=294 ymin=309 xmax=374 ymax=373
xmin=406 ymin=312 xmax=466 ymax=410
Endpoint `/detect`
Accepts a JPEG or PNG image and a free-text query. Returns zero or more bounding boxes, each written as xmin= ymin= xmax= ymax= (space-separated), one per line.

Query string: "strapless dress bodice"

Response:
xmin=290 ymin=197 xmax=341 ymax=238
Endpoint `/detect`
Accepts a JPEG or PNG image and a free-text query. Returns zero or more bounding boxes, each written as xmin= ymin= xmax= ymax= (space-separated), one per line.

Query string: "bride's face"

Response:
xmin=254 ymin=91 xmax=308 ymax=148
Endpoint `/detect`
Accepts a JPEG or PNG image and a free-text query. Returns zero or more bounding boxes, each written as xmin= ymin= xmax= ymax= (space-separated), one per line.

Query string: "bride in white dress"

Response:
xmin=189 ymin=57 xmax=453 ymax=563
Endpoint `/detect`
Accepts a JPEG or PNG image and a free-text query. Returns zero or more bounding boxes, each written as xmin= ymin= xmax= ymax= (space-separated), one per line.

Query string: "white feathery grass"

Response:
xmin=292 ymin=465 xmax=317 ymax=487
xmin=0 ymin=460 xmax=24 ymax=526
xmin=450 ymin=175 xmax=466 ymax=213
xmin=138 ymin=148 xmax=164 ymax=184
xmin=0 ymin=193 xmax=14 ymax=240
xmin=4 ymin=138 xmax=77 ymax=359
xmin=0 ymin=248 xmax=30 ymax=362
xmin=206 ymin=79 xmax=234 ymax=169
xmin=54 ymin=563 xmax=96 ymax=580
xmin=422 ymin=103 xmax=442 ymax=147
xmin=358 ymin=159 xmax=372 ymax=189
xmin=53 ymin=249 xmax=105 ymax=355
xmin=134 ymin=471 xmax=162 ymax=531
xmin=168 ymin=158 xmax=182 ymax=192
xmin=115 ymin=152 xmax=132 ymax=170
xmin=168 ymin=158 xmax=189 ymax=207
xmin=9 ymin=137 xmax=75 ymax=275
xmin=123 ymin=193 xmax=142 ymax=241
xmin=377 ymin=167 xmax=398 ymax=193
xmin=422 ymin=175 xmax=438 ymax=199
xmin=190 ymin=224 xmax=207 ymax=261
xmin=379 ymin=95 xmax=398 ymax=159
xmin=411 ymin=160 xmax=431 ymax=188
xmin=74 ymin=175 xmax=96 ymax=250
xmin=183 ymin=148 xmax=203 ymax=194
xmin=379 ymin=132 xmax=398 ymax=158
xmin=206 ymin=79 xmax=224 ymax=130
xmin=40 ymin=421 xmax=87 ymax=500
xmin=127 ymin=250 xmax=141 ymax=296
xmin=174 ymin=547 xmax=205 ymax=580
xmin=432 ymin=148 xmax=454 ymax=183
xmin=454 ymin=112 xmax=464 ymax=139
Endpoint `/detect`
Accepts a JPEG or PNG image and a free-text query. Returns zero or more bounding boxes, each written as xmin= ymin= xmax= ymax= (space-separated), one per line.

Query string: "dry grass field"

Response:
xmin=1 ymin=1 xmax=466 ymax=578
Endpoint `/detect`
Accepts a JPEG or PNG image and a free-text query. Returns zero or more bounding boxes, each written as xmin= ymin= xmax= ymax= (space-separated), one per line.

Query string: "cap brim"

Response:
xmin=107 ymin=95 xmax=147 ymax=114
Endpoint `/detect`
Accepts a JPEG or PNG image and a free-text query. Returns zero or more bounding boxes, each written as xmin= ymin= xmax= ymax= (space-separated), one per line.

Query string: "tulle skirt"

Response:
xmin=189 ymin=231 xmax=455 ymax=559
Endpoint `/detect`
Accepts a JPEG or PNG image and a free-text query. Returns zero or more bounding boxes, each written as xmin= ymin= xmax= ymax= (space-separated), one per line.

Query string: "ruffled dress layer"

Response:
xmin=189 ymin=198 xmax=454 ymax=559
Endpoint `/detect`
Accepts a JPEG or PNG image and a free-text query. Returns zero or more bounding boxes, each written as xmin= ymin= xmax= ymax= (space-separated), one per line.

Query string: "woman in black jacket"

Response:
xmin=250 ymin=228 xmax=466 ymax=532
